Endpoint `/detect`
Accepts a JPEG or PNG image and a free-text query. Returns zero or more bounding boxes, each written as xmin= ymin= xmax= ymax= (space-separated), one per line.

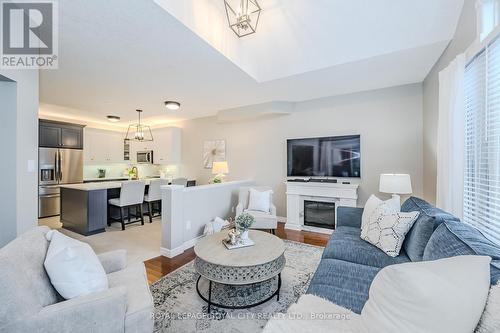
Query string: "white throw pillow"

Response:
xmin=475 ymin=283 xmax=500 ymax=333
xmin=203 ymin=216 xmax=229 ymax=236
xmin=361 ymin=204 xmax=419 ymax=257
xmin=361 ymin=194 xmax=400 ymax=238
xmin=360 ymin=255 xmax=491 ymax=333
xmin=247 ymin=188 xmax=272 ymax=213
xmin=263 ymin=294 xmax=359 ymax=333
xmin=44 ymin=230 xmax=108 ymax=299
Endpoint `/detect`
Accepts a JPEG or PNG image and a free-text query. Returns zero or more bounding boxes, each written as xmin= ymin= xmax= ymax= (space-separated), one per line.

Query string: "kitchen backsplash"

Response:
xmin=83 ymin=163 xmax=179 ymax=180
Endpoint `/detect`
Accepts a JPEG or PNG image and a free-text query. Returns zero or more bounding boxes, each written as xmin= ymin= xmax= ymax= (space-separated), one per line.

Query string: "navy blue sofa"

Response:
xmin=306 ymin=196 xmax=500 ymax=314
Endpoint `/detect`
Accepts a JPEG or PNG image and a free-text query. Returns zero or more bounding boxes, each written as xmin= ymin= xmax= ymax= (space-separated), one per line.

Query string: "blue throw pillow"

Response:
xmin=401 ymin=197 xmax=459 ymax=261
xmin=424 ymin=220 xmax=500 ymax=284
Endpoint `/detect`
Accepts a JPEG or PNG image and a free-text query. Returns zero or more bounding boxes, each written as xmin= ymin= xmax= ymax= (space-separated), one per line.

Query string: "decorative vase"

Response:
xmin=240 ymin=229 xmax=249 ymax=240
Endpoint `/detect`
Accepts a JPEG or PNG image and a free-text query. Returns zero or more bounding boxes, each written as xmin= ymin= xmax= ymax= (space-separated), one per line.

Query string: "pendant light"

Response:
xmin=224 ymin=0 xmax=262 ymax=38
xmin=125 ymin=109 xmax=153 ymax=142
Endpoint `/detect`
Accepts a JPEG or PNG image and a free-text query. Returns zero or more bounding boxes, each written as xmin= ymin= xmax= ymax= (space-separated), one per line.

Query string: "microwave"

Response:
xmin=137 ymin=150 xmax=153 ymax=164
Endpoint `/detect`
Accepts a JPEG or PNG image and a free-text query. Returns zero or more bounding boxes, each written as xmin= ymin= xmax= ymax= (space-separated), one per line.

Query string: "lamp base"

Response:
xmin=391 ymin=194 xmax=401 ymax=205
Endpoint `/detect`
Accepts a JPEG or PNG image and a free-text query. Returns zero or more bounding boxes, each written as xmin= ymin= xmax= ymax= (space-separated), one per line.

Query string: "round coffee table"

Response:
xmin=194 ymin=230 xmax=286 ymax=313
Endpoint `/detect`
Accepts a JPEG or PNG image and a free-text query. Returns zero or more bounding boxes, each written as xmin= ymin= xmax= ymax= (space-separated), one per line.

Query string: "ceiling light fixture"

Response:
xmin=125 ymin=109 xmax=153 ymax=142
xmin=164 ymin=101 xmax=181 ymax=110
xmin=224 ymin=0 xmax=261 ymax=38
xmin=106 ymin=115 xmax=121 ymax=122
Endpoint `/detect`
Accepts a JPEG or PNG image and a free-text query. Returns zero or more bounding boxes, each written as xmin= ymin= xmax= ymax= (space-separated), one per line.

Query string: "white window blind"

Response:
xmin=464 ymin=34 xmax=500 ymax=245
xmin=478 ymin=0 xmax=500 ymax=41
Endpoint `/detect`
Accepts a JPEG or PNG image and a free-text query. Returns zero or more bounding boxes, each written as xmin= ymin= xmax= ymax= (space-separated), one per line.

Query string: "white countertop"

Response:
xmin=61 ymin=179 xmax=157 ymax=191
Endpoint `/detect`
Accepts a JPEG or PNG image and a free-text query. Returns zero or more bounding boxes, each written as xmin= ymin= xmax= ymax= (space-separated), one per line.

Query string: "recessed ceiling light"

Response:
xmin=106 ymin=115 xmax=121 ymax=122
xmin=164 ymin=101 xmax=181 ymax=110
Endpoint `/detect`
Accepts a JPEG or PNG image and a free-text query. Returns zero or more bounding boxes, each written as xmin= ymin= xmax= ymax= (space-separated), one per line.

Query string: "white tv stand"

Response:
xmin=286 ymin=180 xmax=359 ymax=234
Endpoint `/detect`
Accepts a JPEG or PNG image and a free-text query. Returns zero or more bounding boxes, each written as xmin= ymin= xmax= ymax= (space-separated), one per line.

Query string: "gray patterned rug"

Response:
xmin=150 ymin=240 xmax=323 ymax=333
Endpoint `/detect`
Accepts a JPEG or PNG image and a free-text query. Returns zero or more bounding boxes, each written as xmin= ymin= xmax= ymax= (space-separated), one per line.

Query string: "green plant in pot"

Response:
xmin=236 ymin=213 xmax=254 ymax=240
xmin=212 ymin=175 xmax=223 ymax=183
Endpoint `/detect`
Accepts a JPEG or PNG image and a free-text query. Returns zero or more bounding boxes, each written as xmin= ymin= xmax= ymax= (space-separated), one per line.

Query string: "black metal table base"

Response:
xmin=196 ymin=273 xmax=282 ymax=313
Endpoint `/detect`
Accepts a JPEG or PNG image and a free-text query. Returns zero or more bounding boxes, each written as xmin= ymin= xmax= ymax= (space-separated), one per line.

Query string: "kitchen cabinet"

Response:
xmin=39 ymin=120 xmax=84 ymax=149
xmin=61 ymin=127 xmax=82 ymax=148
xmin=153 ymin=127 xmax=181 ymax=164
xmin=39 ymin=125 xmax=60 ymax=147
xmin=84 ymin=127 xmax=181 ymax=165
xmin=84 ymin=128 xmax=126 ymax=164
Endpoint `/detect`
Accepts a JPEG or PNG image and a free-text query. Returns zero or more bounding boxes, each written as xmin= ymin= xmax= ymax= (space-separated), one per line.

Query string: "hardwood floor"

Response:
xmin=144 ymin=222 xmax=330 ymax=284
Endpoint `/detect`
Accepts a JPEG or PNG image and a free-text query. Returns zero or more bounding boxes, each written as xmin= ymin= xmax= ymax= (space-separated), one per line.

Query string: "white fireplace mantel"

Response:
xmin=285 ymin=181 xmax=359 ymax=233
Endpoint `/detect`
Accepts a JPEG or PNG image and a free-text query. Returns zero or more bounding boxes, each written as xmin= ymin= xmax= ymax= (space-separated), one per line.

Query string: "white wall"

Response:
xmin=422 ymin=0 xmax=477 ymax=203
xmin=176 ymin=84 xmax=424 ymax=216
xmin=0 ymin=79 xmax=18 ymax=247
xmin=160 ymin=180 xmax=254 ymax=257
xmin=0 ymin=70 xmax=39 ymax=246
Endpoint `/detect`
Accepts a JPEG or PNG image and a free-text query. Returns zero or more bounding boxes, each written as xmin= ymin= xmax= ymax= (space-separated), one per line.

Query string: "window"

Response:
xmin=478 ymin=0 xmax=500 ymax=41
xmin=464 ymin=34 xmax=500 ymax=244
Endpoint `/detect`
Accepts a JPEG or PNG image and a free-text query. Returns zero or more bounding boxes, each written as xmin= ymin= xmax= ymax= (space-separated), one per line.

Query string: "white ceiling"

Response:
xmin=157 ymin=0 xmax=464 ymax=82
xmin=40 ymin=0 xmax=464 ymax=128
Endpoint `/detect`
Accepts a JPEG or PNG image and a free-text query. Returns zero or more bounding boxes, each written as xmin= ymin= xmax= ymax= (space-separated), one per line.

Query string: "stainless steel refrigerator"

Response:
xmin=38 ymin=148 xmax=83 ymax=218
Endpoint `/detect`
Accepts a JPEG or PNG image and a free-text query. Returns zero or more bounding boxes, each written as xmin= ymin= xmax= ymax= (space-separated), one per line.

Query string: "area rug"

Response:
xmin=150 ymin=240 xmax=324 ymax=333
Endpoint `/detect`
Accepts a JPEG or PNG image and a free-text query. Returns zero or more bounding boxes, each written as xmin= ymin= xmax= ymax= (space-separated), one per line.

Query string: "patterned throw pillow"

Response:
xmin=361 ymin=194 xmax=401 ymax=239
xmin=361 ymin=202 xmax=420 ymax=257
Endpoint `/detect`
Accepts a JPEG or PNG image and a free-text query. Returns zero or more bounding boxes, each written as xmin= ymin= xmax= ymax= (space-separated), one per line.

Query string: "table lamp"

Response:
xmin=212 ymin=161 xmax=229 ymax=183
xmin=379 ymin=174 xmax=412 ymax=204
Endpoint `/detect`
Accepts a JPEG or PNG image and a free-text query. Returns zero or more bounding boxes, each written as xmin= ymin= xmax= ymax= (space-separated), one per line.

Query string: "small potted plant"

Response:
xmin=235 ymin=213 xmax=254 ymax=240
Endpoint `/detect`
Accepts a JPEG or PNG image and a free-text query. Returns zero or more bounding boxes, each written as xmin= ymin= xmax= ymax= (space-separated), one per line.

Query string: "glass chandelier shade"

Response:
xmin=125 ymin=110 xmax=154 ymax=142
xmin=224 ymin=0 xmax=261 ymax=38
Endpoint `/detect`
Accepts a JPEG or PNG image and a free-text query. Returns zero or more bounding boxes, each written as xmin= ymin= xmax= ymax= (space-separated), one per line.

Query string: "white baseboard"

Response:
xmin=302 ymin=225 xmax=334 ymax=235
xmin=160 ymin=246 xmax=184 ymax=258
xmin=284 ymin=223 xmax=302 ymax=231
xmin=284 ymin=222 xmax=334 ymax=235
xmin=183 ymin=235 xmax=202 ymax=249
xmin=160 ymin=235 xmax=203 ymax=258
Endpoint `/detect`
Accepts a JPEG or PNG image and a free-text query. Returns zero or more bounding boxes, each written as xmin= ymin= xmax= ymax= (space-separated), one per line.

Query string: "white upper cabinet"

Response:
xmin=84 ymin=128 xmax=126 ymax=164
xmin=153 ymin=127 xmax=181 ymax=165
xmin=131 ymin=137 xmax=154 ymax=153
xmin=108 ymin=131 xmax=126 ymax=163
xmin=84 ymin=127 xmax=181 ymax=165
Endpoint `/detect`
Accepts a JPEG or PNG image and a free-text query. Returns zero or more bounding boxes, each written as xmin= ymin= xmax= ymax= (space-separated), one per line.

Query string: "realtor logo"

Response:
xmin=1 ymin=0 xmax=58 ymax=69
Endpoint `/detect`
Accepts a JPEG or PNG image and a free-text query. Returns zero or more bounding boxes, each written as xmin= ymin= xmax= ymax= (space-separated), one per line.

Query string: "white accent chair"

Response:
xmin=108 ymin=180 xmax=146 ymax=230
xmin=0 ymin=226 xmax=154 ymax=333
xmin=236 ymin=186 xmax=278 ymax=234
xmin=171 ymin=177 xmax=188 ymax=186
xmin=144 ymin=179 xmax=169 ymax=223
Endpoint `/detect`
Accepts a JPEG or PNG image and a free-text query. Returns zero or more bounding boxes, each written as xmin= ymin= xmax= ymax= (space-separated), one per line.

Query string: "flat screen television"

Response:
xmin=287 ymin=135 xmax=361 ymax=178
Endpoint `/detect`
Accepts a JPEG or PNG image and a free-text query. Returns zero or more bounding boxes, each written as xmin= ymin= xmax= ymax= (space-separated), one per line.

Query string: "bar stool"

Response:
xmin=171 ymin=177 xmax=188 ymax=186
xmin=108 ymin=180 xmax=146 ymax=230
xmin=144 ymin=178 xmax=169 ymax=223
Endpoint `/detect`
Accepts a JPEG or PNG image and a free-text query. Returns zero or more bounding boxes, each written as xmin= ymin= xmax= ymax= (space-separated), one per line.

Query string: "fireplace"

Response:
xmin=304 ymin=200 xmax=335 ymax=230
xmin=286 ymin=182 xmax=357 ymax=232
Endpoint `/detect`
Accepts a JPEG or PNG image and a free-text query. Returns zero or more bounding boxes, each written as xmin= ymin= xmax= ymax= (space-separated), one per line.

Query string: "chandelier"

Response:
xmin=125 ymin=109 xmax=153 ymax=142
xmin=224 ymin=0 xmax=262 ymax=38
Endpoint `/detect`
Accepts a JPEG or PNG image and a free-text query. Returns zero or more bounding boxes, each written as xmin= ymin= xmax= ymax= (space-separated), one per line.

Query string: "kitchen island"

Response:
xmin=60 ymin=180 xmax=148 ymax=236
xmin=60 ymin=178 xmax=196 ymax=235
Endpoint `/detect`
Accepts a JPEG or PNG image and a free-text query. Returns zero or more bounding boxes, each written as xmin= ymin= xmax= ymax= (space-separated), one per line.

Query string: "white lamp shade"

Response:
xmin=379 ymin=174 xmax=412 ymax=194
xmin=212 ymin=161 xmax=229 ymax=175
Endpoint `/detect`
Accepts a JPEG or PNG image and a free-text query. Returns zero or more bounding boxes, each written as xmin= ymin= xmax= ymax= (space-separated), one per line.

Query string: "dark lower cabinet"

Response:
xmin=39 ymin=120 xmax=84 ymax=149
xmin=60 ymin=187 xmax=107 ymax=236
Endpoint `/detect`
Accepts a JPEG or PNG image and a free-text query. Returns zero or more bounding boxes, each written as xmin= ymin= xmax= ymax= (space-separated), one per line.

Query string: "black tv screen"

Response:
xmin=287 ymin=135 xmax=361 ymax=178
